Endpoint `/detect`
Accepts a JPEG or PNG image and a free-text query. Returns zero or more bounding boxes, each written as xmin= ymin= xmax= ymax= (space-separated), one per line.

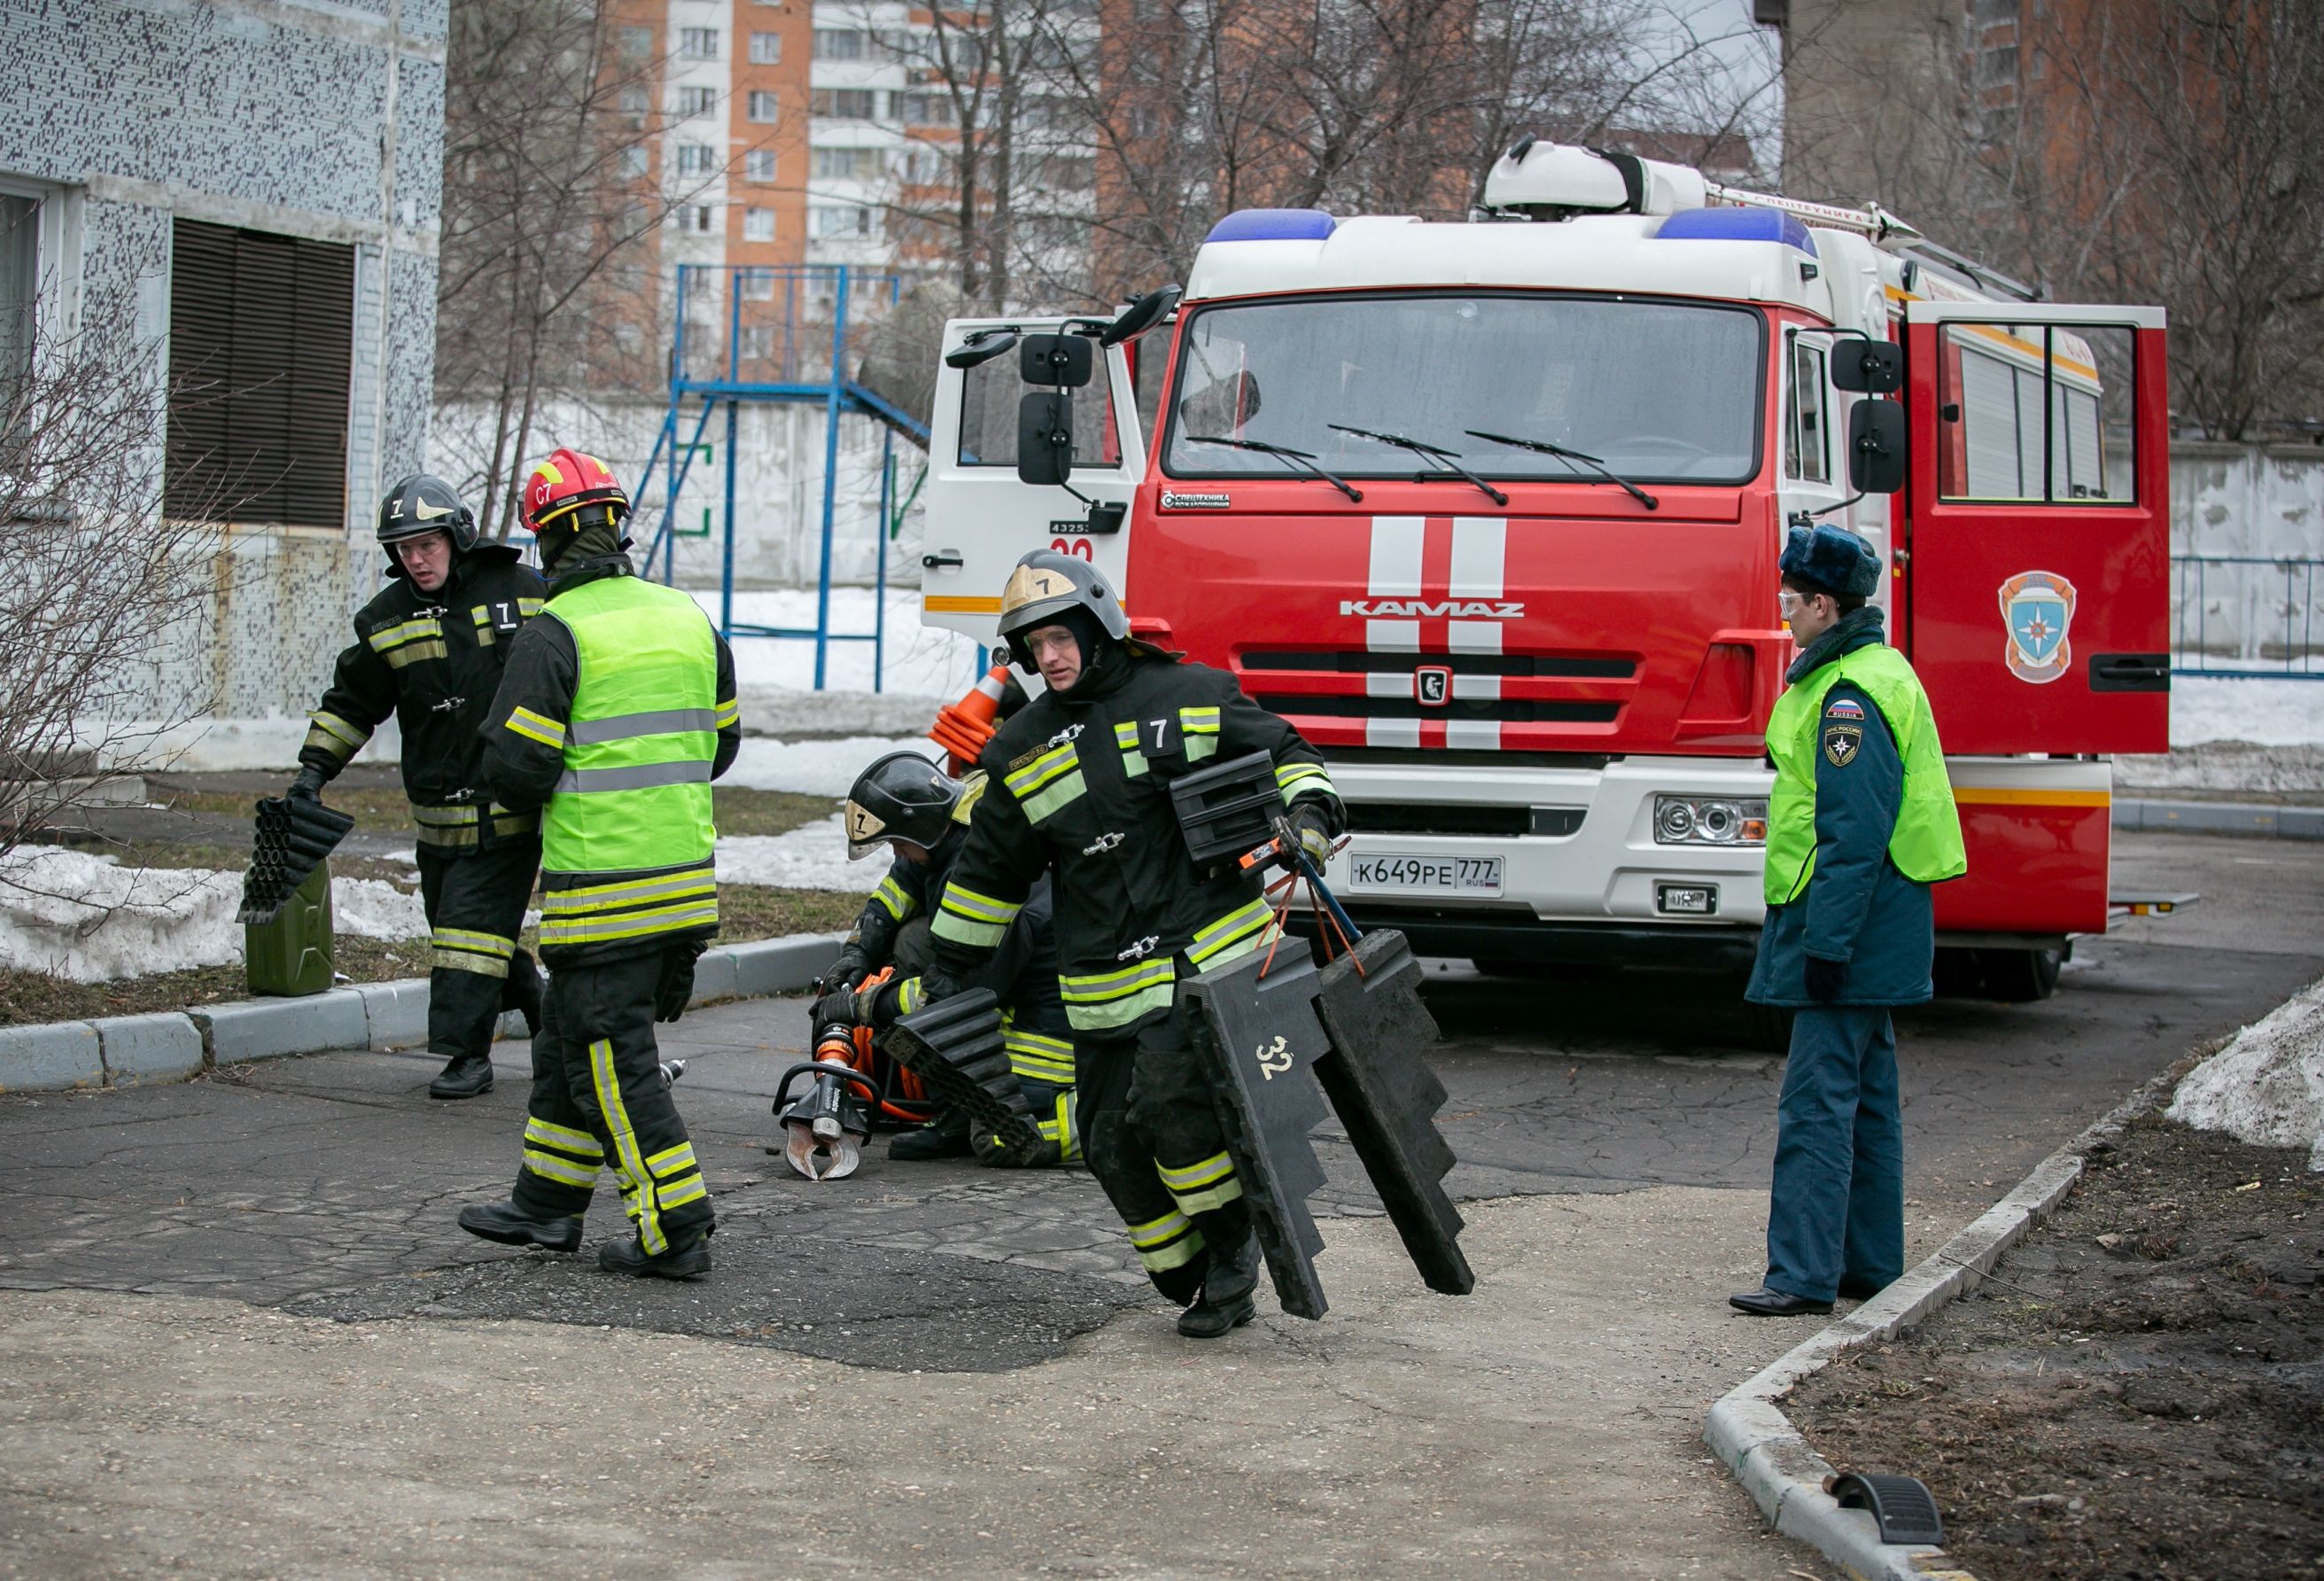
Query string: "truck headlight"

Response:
xmin=1652 ymin=796 xmax=1768 ymax=846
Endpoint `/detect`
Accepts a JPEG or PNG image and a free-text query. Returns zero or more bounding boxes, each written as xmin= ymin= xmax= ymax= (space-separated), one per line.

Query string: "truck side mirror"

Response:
xmin=1018 ymin=392 xmax=1073 ymax=486
xmin=1100 ymin=284 xmax=1183 ymax=347
xmin=1020 ymin=333 xmax=1092 ymax=388
xmin=945 ymin=329 xmax=1018 ymax=370
xmin=1830 ymin=339 xmax=1903 ymax=394
xmin=1847 ymin=399 xmax=1907 ymax=495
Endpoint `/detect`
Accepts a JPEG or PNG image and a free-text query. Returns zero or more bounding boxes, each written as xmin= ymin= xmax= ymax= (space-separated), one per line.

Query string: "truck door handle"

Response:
xmin=921 ymin=551 xmax=963 ymax=570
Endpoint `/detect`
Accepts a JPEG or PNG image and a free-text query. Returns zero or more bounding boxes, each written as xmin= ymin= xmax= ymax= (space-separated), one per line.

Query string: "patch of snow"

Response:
xmin=717 ymin=815 xmax=870 ymax=893
xmin=0 ymin=847 xmax=428 ymax=984
xmin=690 ymin=588 xmax=984 ymax=698
xmin=2166 ymin=975 xmax=2324 ymax=1171
xmin=2172 ymin=677 xmax=2324 ymax=748
xmin=723 ymin=736 xmax=937 ymax=798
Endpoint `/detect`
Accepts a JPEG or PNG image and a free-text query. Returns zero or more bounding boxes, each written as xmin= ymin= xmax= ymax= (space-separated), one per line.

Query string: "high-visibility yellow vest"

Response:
xmin=1762 ymin=642 xmax=1966 ymax=905
xmin=539 ymin=575 xmax=719 ymax=877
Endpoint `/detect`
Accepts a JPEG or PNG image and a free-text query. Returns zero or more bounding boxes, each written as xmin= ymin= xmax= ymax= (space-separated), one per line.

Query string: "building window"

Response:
xmin=812 ymin=89 xmax=881 ymax=120
xmin=739 ymin=268 xmax=776 ymax=300
xmin=680 ymin=27 xmax=719 ymax=59
xmin=742 ymin=207 xmax=776 ymax=242
xmin=621 ymin=144 xmax=649 ymax=177
xmin=899 ymin=93 xmax=957 ymax=127
xmin=745 ymin=149 xmax=779 ymax=182
xmin=0 ymin=195 xmax=37 ymax=427
xmin=163 ymin=220 xmax=353 ymax=529
xmin=676 ymin=144 xmax=719 ymax=177
xmin=813 ymin=206 xmax=873 ymax=238
xmin=812 ymin=28 xmax=865 ymax=58
xmin=677 ymin=85 xmax=717 ymax=117
xmin=813 ymin=147 xmax=882 ymax=181
xmin=618 ymin=83 xmax=649 ymax=117
xmin=677 ymin=205 xmax=716 ymax=233
xmin=749 ymin=31 xmax=783 ymax=64
xmin=737 ymin=324 xmax=775 ymax=361
xmin=618 ymin=25 xmax=653 ymax=58
xmin=747 ymin=90 xmax=780 ymax=123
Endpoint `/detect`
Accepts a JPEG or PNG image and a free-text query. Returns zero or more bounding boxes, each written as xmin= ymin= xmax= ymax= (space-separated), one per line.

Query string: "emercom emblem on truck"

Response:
xmin=1339 ymin=599 xmax=1527 ymax=619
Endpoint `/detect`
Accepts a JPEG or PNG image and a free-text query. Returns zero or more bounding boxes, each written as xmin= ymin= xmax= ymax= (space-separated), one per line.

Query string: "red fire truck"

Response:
xmin=919 ymin=142 xmax=2169 ymax=1002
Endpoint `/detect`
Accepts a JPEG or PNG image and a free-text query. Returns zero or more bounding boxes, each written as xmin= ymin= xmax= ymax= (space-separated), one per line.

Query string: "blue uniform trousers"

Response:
xmin=1764 ymin=1004 xmax=1903 ymax=1301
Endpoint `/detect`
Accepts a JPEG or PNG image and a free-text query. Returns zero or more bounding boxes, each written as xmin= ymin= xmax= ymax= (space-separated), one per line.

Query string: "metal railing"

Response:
xmin=2172 ymin=555 xmax=2324 ymax=679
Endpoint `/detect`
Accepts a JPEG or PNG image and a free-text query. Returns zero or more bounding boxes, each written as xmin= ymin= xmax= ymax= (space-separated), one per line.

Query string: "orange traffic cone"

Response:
xmin=929 ymin=658 xmax=1011 ymax=775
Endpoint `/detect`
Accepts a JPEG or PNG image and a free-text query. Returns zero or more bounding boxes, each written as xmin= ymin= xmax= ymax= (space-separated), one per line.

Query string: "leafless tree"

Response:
xmin=0 ymin=273 xmax=222 ymax=870
xmin=1780 ymin=0 xmax=2324 ymax=440
xmin=437 ymin=0 xmax=732 ymax=537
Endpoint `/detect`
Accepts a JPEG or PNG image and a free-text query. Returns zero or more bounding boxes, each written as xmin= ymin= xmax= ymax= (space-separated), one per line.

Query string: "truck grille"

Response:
xmin=1241 ymin=650 xmax=1636 ymax=679
xmin=1256 ymin=695 xmax=1619 ymax=724
xmin=1345 ymin=803 xmax=1583 ymax=837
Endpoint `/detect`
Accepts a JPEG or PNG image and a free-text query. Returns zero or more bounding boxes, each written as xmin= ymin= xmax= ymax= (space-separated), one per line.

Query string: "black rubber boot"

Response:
xmin=457 ymin=1201 xmax=582 ymax=1253
xmin=1177 ymin=1231 xmax=1261 ymax=1339
xmin=888 ymin=1108 xmax=972 ymax=1161
xmin=429 ymin=1051 xmax=494 ymax=1099
xmin=599 ymin=1233 xmax=711 ymax=1281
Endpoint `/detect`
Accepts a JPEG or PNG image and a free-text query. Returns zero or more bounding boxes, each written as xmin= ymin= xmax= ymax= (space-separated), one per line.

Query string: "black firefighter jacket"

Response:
xmin=922 ymin=650 xmax=1342 ymax=1040
xmin=299 ymin=544 xmax=548 ymax=854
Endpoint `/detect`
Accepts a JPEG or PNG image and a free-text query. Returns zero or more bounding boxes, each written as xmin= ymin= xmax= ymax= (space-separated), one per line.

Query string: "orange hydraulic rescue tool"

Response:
xmin=929 ymin=658 xmax=1012 ymax=775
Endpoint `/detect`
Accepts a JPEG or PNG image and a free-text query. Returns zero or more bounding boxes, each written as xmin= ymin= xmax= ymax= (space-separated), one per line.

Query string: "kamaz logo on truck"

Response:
xmin=1339 ymin=599 xmax=1527 ymax=619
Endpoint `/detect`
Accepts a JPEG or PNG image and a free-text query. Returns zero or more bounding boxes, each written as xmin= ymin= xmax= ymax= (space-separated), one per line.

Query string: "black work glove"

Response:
xmin=1271 ymin=803 xmax=1335 ymax=870
xmin=824 ymin=948 xmax=872 ymax=994
xmin=656 ymin=939 xmax=707 ymax=1023
xmin=1803 ymin=954 xmax=1846 ymax=1003
xmin=287 ymin=766 xmax=327 ymax=801
xmin=812 ymin=984 xmax=873 ymax=1029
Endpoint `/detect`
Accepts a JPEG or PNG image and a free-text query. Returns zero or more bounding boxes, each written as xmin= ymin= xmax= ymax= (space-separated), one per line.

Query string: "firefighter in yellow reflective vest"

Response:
xmin=1731 ymin=524 xmax=1966 ymax=1319
xmin=456 ymin=448 xmax=742 ymax=1281
xmin=820 ymin=552 xmax=1343 ymax=1340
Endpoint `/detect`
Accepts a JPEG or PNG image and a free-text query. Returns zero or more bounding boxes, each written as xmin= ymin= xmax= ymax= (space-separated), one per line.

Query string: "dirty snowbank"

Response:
xmin=0 ymin=847 xmax=428 ymax=983
xmin=717 ymin=815 xmax=861 ymax=893
xmin=2168 ymin=974 xmax=2324 ymax=1170
xmin=2170 ymin=676 xmax=2324 ymax=748
xmin=722 ymin=736 xmax=937 ymax=798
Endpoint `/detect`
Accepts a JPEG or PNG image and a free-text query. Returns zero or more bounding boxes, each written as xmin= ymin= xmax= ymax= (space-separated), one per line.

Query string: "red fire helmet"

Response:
xmin=521 ymin=448 xmax=629 ymax=533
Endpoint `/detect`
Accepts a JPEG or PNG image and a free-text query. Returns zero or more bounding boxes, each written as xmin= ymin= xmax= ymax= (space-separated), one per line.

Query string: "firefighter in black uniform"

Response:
xmin=821 ymin=751 xmax=1078 ymax=1165
xmin=816 ymin=551 xmax=1342 ymax=1337
xmin=456 ymin=448 xmax=742 ymax=1281
xmin=291 ymin=474 xmax=548 ymax=1100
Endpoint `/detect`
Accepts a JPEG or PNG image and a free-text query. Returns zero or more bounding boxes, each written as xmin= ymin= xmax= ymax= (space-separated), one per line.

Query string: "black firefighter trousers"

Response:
xmin=505 ymin=946 xmax=713 ymax=1255
xmin=416 ymin=837 xmax=543 ymax=1060
xmin=1075 ymin=995 xmax=1253 ymax=1305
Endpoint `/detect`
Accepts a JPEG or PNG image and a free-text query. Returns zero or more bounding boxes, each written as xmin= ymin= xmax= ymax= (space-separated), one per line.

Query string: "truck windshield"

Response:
xmin=1162 ymin=292 xmax=1764 ymax=485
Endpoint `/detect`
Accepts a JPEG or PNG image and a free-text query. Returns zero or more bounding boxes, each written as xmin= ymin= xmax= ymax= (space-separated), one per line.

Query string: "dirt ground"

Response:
xmin=1786 ymin=1115 xmax=2322 ymax=1581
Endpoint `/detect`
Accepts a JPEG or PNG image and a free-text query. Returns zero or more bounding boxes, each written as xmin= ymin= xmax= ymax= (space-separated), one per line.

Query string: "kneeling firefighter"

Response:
xmin=291 ymin=474 xmax=548 ymax=1100
xmin=817 ymin=751 xmax=1077 ymax=1165
xmin=814 ymin=551 xmax=1343 ymax=1338
xmin=455 ymin=448 xmax=742 ymax=1280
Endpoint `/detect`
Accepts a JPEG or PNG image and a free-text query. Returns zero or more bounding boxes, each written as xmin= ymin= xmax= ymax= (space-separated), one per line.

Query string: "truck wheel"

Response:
xmin=1931 ymin=946 xmax=1984 ymax=999
xmin=1979 ymin=946 xmax=2064 ymax=1003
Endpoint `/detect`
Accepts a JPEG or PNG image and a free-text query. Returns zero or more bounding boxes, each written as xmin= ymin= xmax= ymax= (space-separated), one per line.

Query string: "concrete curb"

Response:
xmin=2115 ymin=798 xmax=2324 ymax=839
xmin=1704 ymin=1066 xmax=2183 ymax=1581
xmin=0 ymin=932 xmax=841 ymax=1094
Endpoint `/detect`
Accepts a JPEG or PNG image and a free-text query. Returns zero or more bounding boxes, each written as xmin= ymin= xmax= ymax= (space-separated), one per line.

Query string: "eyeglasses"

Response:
xmin=1777 ymin=591 xmax=1807 ymax=619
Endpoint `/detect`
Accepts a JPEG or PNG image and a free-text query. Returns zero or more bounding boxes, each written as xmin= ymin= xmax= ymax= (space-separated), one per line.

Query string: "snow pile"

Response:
xmin=2167 ymin=975 xmax=2324 ymax=1171
xmin=0 ymin=847 xmax=428 ymax=984
xmin=2171 ymin=676 xmax=2324 ymax=748
xmin=689 ymin=588 xmax=984 ymax=697
xmin=718 ymin=815 xmax=866 ymax=894
xmin=723 ymin=736 xmax=937 ymax=798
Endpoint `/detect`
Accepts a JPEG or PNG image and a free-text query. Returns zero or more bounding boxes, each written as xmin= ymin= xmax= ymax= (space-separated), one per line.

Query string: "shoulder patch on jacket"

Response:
xmin=1823 ymin=696 xmax=1865 ymax=721
xmin=1823 ymin=724 xmax=1863 ymax=767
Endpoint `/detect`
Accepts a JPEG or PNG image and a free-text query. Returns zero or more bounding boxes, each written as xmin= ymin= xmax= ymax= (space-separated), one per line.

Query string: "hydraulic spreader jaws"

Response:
xmin=771 ymin=1020 xmax=875 ymax=1180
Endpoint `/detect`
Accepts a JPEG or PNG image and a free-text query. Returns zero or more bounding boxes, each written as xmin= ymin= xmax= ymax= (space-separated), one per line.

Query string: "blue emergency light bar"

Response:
xmin=1204 ymin=208 xmax=1338 ymax=244
xmin=1656 ymin=208 xmax=1818 ymax=254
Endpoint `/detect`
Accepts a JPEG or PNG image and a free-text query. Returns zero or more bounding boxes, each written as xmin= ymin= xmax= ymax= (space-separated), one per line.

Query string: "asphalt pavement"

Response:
xmin=1 ymin=828 xmax=2316 ymax=1578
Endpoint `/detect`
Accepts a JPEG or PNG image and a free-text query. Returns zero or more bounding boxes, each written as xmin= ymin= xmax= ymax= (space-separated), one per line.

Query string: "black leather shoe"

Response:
xmin=1178 ymin=1233 xmax=1262 ymax=1338
xmin=1838 ymin=1274 xmax=1893 ymax=1300
xmin=428 ymin=1052 xmax=494 ymax=1099
xmin=457 ymin=1201 xmax=582 ymax=1253
xmin=889 ymin=1110 xmax=972 ymax=1161
xmin=1729 ymin=1285 xmax=1834 ymax=1317
xmin=599 ymin=1234 xmax=711 ymax=1281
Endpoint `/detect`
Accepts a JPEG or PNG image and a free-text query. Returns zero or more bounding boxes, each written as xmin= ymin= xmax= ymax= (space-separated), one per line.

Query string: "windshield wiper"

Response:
xmin=1465 ymin=429 xmax=1659 ymax=511
xmin=1325 ymin=423 xmax=1509 ymax=506
xmin=1185 ymin=435 xmax=1364 ymax=502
